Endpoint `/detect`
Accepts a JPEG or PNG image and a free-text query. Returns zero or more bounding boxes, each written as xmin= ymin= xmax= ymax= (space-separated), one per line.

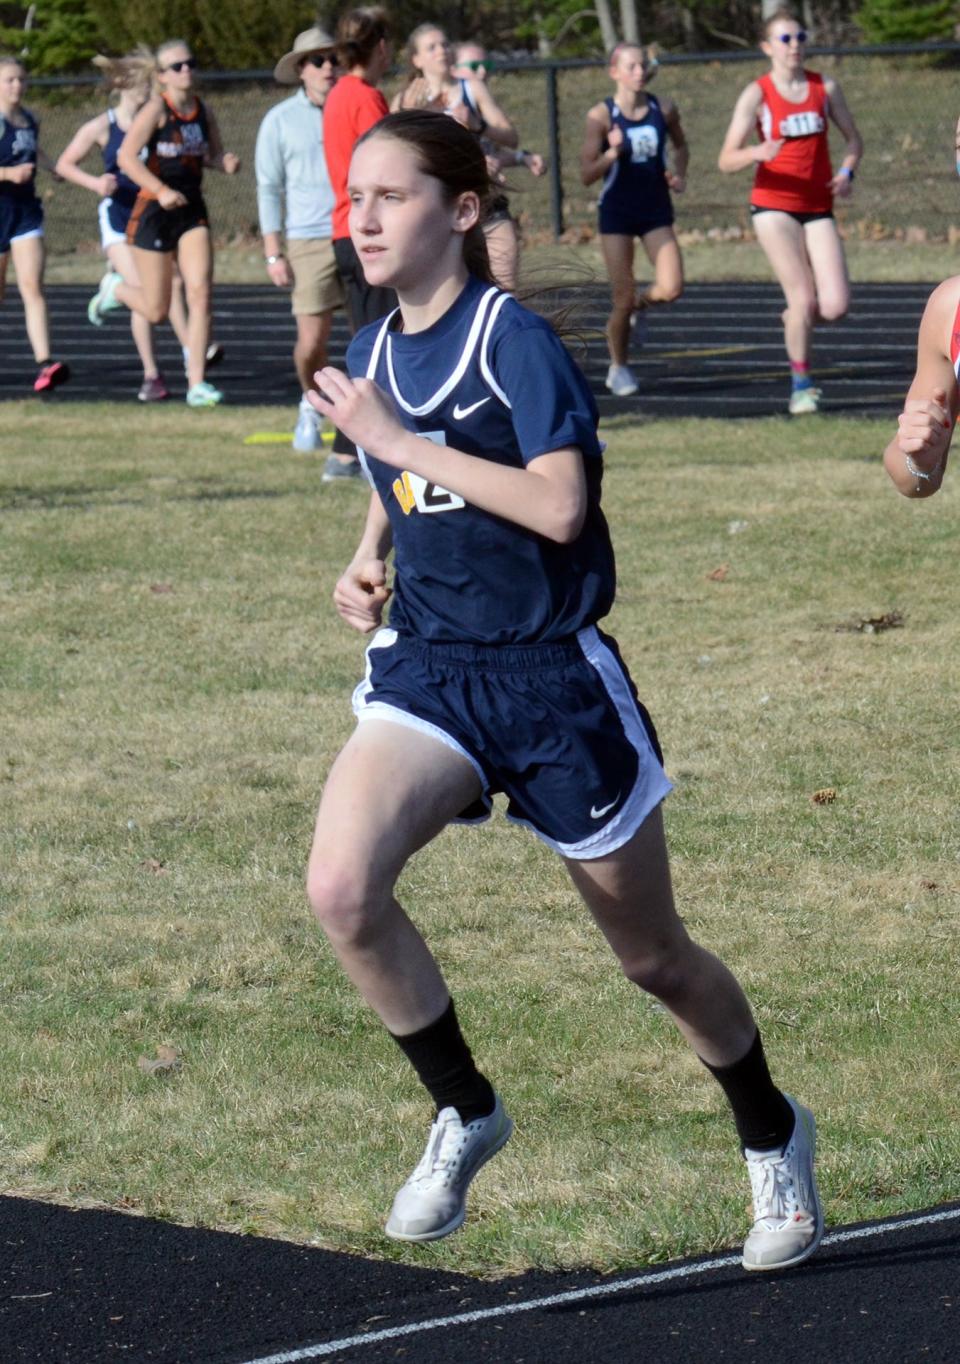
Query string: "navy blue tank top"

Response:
xmin=348 ymin=276 xmax=615 ymax=646
xmin=0 ymin=107 xmax=39 ymax=200
xmin=598 ymin=93 xmax=671 ymax=217
xmin=102 ymin=109 xmax=140 ymax=211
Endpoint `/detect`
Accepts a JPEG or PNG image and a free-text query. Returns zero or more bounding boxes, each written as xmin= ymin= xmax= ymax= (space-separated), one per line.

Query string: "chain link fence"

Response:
xmin=25 ymin=44 xmax=960 ymax=257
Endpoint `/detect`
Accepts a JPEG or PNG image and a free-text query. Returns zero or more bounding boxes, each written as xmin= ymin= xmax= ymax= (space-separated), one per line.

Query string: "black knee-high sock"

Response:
xmin=389 ymin=998 xmax=496 ymax=1124
xmin=700 ymin=1030 xmax=795 ymax=1152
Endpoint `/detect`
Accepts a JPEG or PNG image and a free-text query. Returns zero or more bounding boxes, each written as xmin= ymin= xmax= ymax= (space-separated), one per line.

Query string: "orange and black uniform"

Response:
xmin=126 ymin=95 xmax=210 ymax=252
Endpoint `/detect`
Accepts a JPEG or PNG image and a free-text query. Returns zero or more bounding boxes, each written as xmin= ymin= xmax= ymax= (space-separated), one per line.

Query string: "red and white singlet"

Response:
xmin=751 ymin=70 xmax=833 ymax=215
xmin=949 ymin=293 xmax=960 ymax=381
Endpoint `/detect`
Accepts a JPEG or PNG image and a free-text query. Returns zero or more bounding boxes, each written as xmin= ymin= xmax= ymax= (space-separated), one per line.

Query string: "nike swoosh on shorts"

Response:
xmin=452 ymin=397 xmax=491 ymax=420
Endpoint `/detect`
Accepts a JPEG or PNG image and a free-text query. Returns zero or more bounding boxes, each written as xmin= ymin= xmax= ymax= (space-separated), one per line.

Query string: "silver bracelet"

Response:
xmin=904 ymin=452 xmax=942 ymax=483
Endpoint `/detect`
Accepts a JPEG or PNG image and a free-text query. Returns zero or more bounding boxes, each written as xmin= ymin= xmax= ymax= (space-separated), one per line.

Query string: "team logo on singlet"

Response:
xmin=392 ymin=470 xmax=465 ymax=516
xmin=10 ymin=127 xmax=37 ymax=157
xmin=778 ymin=111 xmax=825 ymax=138
xmin=157 ymin=122 xmax=207 ymax=159
xmin=391 ymin=430 xmax=465 ymax=516
xmin=625 ymin=125 xmax=659 ymax=163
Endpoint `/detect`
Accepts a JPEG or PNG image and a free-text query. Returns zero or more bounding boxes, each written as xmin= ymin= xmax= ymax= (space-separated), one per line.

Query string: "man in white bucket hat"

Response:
xmin=255 ymin=27 xmax=347 ymax=457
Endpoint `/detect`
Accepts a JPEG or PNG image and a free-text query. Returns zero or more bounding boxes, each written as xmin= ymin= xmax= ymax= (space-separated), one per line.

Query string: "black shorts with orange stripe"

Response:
xmin=126 ymin=193 xmax=209 ymax=253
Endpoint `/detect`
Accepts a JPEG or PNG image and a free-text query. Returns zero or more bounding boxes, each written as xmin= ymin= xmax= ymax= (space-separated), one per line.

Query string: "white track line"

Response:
xmin=236 ymin=1204 xmax=960 ymax=1364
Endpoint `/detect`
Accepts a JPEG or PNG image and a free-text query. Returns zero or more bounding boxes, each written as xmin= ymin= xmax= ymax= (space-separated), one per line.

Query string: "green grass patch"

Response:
xmin=2 ymin=402 xmax=959 ymax=1274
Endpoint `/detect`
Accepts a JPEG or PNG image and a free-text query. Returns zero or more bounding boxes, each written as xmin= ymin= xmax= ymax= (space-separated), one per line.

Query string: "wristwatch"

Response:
xmin=265 ymin=253 xmax=285 ymax=265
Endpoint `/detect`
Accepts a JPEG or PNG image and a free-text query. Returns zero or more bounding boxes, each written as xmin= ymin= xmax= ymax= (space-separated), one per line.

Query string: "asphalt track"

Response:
xmin=2 ymin=280 xmax=952 ymax=1363
xmin=3 ymin=1193 xmax=960 ymax=1363
xmin=0 ymin=280 xmax=933 ymax=417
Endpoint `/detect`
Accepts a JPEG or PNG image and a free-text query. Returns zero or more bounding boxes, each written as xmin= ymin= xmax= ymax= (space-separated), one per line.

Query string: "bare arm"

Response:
xmin=204 ymin=106 xmax=240 ymax=174
xmin=472 ymin=79 xmax=518 ymax=149
xmin=56 ymin=113 xmax=115 ymax=196
xmin=883 ymin=279 xmax=960 ymax=499
xmin=333 ymin=491 xmax=395 ymax=633
xmin=580 ymin=103 xmax=619 ymax=186
xmin=310 ymin=368 xmax=588 ymax=543
xmin=117 ymin=97 xmax=169 ymax=196
xmin=661 ymin=97 xmax=689 ymax=191
xmin=824 ymin=77 xmax=863 ymax=198
xmin=718 ymin=81 xmax=782 ymax=173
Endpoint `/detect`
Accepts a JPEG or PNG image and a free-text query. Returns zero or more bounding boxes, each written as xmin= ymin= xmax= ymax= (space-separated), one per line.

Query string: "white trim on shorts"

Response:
xmin=9 ymin=224 xmax=43 ymax=245
xmin=351 ymin=627 xmax=492 ymax=819
xmin=98 ymin=197 xmax=127 ymax=252
xmin=350 ymin=624 xmax=671 ymax=856
xmin=503 ymin=625 xmax=673 ymax=861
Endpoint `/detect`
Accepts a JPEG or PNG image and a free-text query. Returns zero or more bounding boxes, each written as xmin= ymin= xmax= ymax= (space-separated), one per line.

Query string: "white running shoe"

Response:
xmin=788 ymin=386 xmax=822 ymax=416
xmin=385 ymin=1095 xmax=513 ymax=1242
xmin=87 ymin=271 xmax=123 ymax=327
xmin=605 ymin=363 xmax=639 ymax=398
xmin=186 ymin=380 xmax=224 ymax=409
xmin=742 ymin=1095 xmax=824 ymax=1271
xmin=293 ymin=397 xmax=321 ymax=453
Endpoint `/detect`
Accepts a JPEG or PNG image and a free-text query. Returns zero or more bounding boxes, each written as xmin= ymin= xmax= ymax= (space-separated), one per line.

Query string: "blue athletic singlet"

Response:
xmin=348 ymin=275 xmax=615 ymax=645
xmin=597 ymin=93 xmax=673 ymax=235
xmin=0 ymin=107 xmax=39 ymax=201
xmin=103 ymin=109 xmax=141 ymax=212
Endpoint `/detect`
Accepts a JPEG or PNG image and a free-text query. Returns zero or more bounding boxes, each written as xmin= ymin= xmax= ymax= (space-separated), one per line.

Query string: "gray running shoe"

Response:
xmin=322 ymin=454 xmax=363 ymax=482
xmin=742 ymin=1095 xmax=824 ymax=1271
xmin=385 ymin=1095 xmax=513 ymax=1242
xmin=138 ymin=375 xmax=169 ymax=402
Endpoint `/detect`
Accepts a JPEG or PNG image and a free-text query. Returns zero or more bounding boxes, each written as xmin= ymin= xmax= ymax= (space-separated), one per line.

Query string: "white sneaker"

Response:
xmin=385 ymin=1095 xmax=513 ymax=1242
xmin=87 ymin=271 xmax=123 ymax=327
xmin=788 ymin=386 xmax=822 ymax=416
xmin=186 ymin=380 xmax=224 ymax=409
xmin=605 ymin=363 xmax=639 ymax=397
xmin=293 ymin=397 xmax=321 ymax=453
xmin=742 ymin=1095 xmax=824 ymax=1271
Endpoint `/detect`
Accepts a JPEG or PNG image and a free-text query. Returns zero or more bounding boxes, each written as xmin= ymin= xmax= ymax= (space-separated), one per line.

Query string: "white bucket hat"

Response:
xmin=274 ymin=26 xmax=337 ymax=85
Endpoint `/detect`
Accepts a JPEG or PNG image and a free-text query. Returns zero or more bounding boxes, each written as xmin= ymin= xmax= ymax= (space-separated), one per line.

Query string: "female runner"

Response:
xmin=882 ymin=275 xmax=958 ymax=499
xmin=57 ymin=51 xmax=195 ymax=402
xmin=390 ymin=24 xmax=523 ymax=288
xmin=304 ymin=109 xmax=822 ymax=1269
xmin=0 ymin=54 xmax=70 ymax=393
xmin=581 ymin=43 xmax=687 ymax=399
xmin=718 ymin=8 xmax=862 ymax=415
xmin=87 ymin=38 xmax=239 ymax=408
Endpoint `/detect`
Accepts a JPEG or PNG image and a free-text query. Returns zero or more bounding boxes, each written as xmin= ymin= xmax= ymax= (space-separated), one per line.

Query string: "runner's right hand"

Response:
xmin=754 ymin=138 xmax=783 ymax=163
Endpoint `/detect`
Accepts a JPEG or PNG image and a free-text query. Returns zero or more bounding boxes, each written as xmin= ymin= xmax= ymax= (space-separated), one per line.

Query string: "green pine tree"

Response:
xmin=0 ymin=0 xmax=101 ymax=73
xmin=856 ymin=0 xmax=957 ymax=44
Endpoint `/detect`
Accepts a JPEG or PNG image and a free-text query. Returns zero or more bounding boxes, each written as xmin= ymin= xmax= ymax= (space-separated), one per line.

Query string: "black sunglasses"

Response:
xmin=162 ymin=57 xmax=198 ymax=72
xmin=776 ymin=30 xmax=808 ymax=43
xmin=461 ymin=58 xmax=494 ymax=72
xmin=303 ymin=52 xmax=338 ymax=67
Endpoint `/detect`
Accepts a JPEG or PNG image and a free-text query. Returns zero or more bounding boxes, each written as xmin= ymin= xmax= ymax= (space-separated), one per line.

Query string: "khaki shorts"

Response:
xmin=286 ymin=237 xmax=344 ymax=316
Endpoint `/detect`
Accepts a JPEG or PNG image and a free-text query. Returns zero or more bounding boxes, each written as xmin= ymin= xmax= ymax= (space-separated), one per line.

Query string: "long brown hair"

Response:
xmin=336 ymin=6 xmax=392 ymax=70
xmin=356 ymin=109 xmax=497 ymax=285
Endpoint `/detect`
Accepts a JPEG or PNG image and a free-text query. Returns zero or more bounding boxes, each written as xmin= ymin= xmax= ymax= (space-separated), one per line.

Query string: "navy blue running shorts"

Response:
xmin=598 ymin=206 xmax=674 ymax=239
xmin=352 ymin=625 xmax=673 ymax=860
xmin=0 ymin=194 xmax=43 ymax=254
